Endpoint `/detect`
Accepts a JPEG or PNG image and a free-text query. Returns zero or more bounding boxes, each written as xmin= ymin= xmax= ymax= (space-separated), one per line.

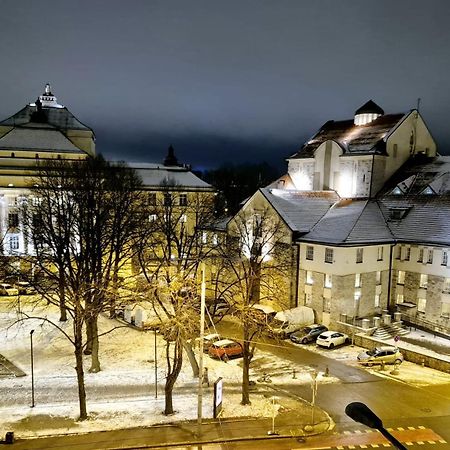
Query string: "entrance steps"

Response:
xmin=372 ymin=322 xmax=410 ymax=340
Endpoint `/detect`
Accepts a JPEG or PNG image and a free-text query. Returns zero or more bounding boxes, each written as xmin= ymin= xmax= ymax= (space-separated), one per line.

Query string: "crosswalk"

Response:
xmin=293 ymin=426 xmax=447 ymax=449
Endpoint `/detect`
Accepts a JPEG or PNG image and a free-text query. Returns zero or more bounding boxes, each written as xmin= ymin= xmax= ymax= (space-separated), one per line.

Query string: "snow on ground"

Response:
xmin=0 ymin=300 xmax=320 ymax=437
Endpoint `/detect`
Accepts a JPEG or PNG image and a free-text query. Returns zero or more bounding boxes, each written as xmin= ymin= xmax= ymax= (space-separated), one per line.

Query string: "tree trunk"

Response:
xmin=89 ymin=317 xmax=101 ymax=373
xmin=58 ymin=268 xmax=67 ymax=322
xmin=84 ymin=316 xmax=93 ymax=355
xmin=241 ymin=338 xmax=251 ymax=405
xmin=74 ymin=319 xmax=88 ymax=420
xmin=183 ymin=340 xmax=199 ymax=378
xmin=109 ymin=258 xmax=120 ymax=318
xmin=164 ymin=339 xmax=183 ymax=415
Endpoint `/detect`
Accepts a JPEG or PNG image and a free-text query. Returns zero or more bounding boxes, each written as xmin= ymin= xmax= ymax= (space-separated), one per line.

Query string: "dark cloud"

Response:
xmin=1 ymin=0 xmax=449 ymax=169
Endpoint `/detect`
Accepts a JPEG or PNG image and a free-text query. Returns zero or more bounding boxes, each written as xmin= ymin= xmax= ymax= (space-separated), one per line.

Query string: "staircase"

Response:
xmin=372 ymin=322 xmax=410 ymax=340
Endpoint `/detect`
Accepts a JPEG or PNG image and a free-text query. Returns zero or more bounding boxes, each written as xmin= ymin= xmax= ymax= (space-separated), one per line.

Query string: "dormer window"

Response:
xmin=354 ymin=100 xmax=384 ymax=126
xmin=389 ymin=207 xmax=410 ymax=221
xmin=421 ymin=186 xmax=435 ymax=195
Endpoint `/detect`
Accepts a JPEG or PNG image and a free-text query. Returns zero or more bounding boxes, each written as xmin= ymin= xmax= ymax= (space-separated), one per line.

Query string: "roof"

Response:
xmin=0 ymin=104 xmax=93 ymax=132
xmin=355 ymin=100 xmax=384 ymax=116
xmin=260 ymin=188 xmax=339 ymax=233
xmin=0 ymin=127 xmax=85 ymax=153
xmin=289 ymin=112 xmax=407 ymax=159
xmin=128 ymin=162 xmax=213 ymax=191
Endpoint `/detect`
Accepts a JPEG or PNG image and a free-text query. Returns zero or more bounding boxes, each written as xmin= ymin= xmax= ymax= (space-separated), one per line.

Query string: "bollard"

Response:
xmin=5 ymin=431 xmax=14 ymax=444
xmin=380 ymin=360 xmax=385 ymax=371
xmin=292 ymin=368 xmax=297 ymax=379
xmin=324 ymin=366 xmax=329 ymax=377
xmin=390 ymin=361 xmax=400 ymax=375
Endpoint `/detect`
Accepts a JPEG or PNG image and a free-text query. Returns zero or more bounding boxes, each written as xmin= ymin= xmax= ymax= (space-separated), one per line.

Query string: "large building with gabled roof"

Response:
xmin=222 ymin=101 xmax=449 ymax=336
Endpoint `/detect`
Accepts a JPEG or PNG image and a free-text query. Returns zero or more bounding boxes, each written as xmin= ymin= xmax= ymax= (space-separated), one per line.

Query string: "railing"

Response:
xmin=399 ymin=310 xmax=450 ymax=337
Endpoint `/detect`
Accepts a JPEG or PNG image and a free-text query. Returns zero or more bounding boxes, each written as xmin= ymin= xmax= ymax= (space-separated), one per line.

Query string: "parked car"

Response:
xmin=0 ymin=283 xmax=19 ymax=296
xmin=290 ymin=324 xmax=328 ymax=344
xmin=207 ymin=299 xmax=231 ymax=317
xmin=208 ymin=339 xmax=243 ymax=360
xmin=197 ymin=333 xmax=222 ymax=352
xmin=15 ymin=281 xmax=35 ymax=295
xmin=357 ymin=346 xmax=404 ymax=366
xmin=316 ymin=331 xmax=349 ymax=349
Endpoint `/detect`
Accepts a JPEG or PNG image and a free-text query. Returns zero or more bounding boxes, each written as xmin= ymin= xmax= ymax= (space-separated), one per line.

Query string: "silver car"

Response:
xmin=357 ymin=346 xmax=404 ymax=366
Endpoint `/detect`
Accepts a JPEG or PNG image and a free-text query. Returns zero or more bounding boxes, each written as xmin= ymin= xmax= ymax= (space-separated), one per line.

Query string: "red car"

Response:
xmin=208 ymin=339 xmax=243 ymax=360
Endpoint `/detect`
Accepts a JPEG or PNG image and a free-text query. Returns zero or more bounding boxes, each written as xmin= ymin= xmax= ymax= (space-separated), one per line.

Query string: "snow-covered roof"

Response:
xmin=0 ymin=127 xmax=85 ymax=153
xmin=128 ymin=163 xmax=213 ymax=191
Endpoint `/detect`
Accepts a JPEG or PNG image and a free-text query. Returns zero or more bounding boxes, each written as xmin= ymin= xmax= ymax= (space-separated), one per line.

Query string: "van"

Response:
xmin=269 ymin=306 xmax=315 ymax=339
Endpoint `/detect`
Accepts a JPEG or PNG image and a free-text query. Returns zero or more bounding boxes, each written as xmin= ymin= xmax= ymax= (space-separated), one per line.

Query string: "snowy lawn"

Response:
xmin=0 ymin=299 xmax=325 ymax=437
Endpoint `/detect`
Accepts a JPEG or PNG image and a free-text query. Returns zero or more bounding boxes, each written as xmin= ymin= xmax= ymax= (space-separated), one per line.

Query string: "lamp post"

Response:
xmin=30 ymin=329 xmax=35 ymax=408
xmin=197 ymin=263 xmax=206 ymax=436
xmin=267 ymin=396 xmax=279 ymax=435
xmin=345 ymin=402 xmax=407 ymax=449
xmin=154 ymin=328 xmax=158 ymax=399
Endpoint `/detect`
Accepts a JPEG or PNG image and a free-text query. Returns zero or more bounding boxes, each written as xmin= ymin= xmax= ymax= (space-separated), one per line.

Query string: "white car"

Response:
xmin=0 ymin=283 xmax=19 ymax=296
xmin=316 ymin=331 xmax=350 ymax=349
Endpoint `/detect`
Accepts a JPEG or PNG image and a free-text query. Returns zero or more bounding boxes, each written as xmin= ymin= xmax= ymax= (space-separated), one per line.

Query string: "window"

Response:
xmin=324 ymin=273 xmax=332 ymax=288
xmin=325 ymin=248 xmax=333 ymax=263
xmin=443 ymin=278 xmax=450 ymax=293
xmin=148 ymin=214 xmax=157 ymax=222
xmin=306 ymin=245 xmax=314 ymax=261
xmin=420 ymin=274 xmax=428 ymax=289
xmin=9 ymin=235 xmax=19 ymax=251
xmin=163 ymin=193 xmax=172 ymax=206
xmin=395 ymin=246 xmax=401 ymax=260
xmin=376 ymin=271 xmax=381 ymax=285
xmin=377 ymin=246 xmax=383 ymax=261
xmin=374 ymin=294 xmax=380 ymax=308
xmin=179 ymin=193 xmax=188 ymax=206
xmin=201 ymin=232 xmax=208 ymax=244
xmin=148 ymin=193 xmax=157 ymax=206
xmin=442 ymin=249 xmax=448 ymax=266
xmin=323 ymin=297 xmax=331 ymax=313
xmin=355 ymin=273 xmax=361 ymax=288
xmin=417 ymin=298 xmax=427 ymax=313
xmin=404 ymin=246 xmax=411 ymax=261
xmin=354 ymin=290 xmax=361 ymax=301
xmin=8 ymin=213 xmax=19 ymax=228
xmin=306 ymin=271 xmax=313 ymax=285
xmin=393 ymin=143 xmax=398 ymax=158
xmin=396 ymin=293 xmax=404 ymax=304
xmin=418 ymin=248 xmax=424 ymax=263
xmin=356 ymin=248 xmax=363 ymax=264
xmin=397 ymin=270 xmax=405 ymax=285
xmin=441 ymin=302 xmax=450 ymax=318
xmin=305 ymin=293 xmax=312 ymax=306
xmin=427 ymin=248 xmax=433 ymax=264
xmin=212 ymin=234 xmax=218 ymax=245
xmin=180 ymin=214 xmax=187 ymax=223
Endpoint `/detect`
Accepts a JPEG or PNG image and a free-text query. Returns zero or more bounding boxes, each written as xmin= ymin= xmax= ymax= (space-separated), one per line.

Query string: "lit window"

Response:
xmin=376 ymin=271 xmax=381 ymax=285
xmin=427 ymin=248 xmax=433 ymax=264
xmin=417 ymin=298 xmax=427 ymax=313
xmin=180 ymin=214 xmax=187 ymax=223
xmin=397 ymin=270 xmax=405 ymax=285
xmin=441 ymin=302 xmax=450 ymax=318
xmin=355 ymin=273 xmax=361 ymax=288
xmin=417 ymin=248 xmax=424 ymax=262
xmin=374 ymin=294 xmax=380 ymax=308
xmin=396 ymin=294 xmax=404 ymax=304
xmin=202 ymin=232 xmax=207 ymax=244
xmin=179 ymin=194 xmax=188 ymax=206
xmin=306 ymin=245 xmax=314 ymax=261
xmin=148 ymin=214 xmax=157 ymax=222
xmin=305 ymin=293 xmax=312 ymax=305
xmin=377 ymin=247 xmax=383 ymax=261
xmin=324 ymin=273 xmax=332 ymax=288
xmin=420 ymin=274 xmax=428 ymax=289
xmin=325 ymin=248 xmax=333 ymax=264
xmin=356 ymin=248 xmax=363 ymax=264
xmin=9 ymin=235 xmax=19 ymax=251
xmin=354 ymin=290 xmax=361 ymax=301
xmin=212 ymin=234 xmax=218 ymax=245
xmin=306 ymin=271 xmax=313 ymax=285
xmin=442 ymin=250 xmax=448 ymax=266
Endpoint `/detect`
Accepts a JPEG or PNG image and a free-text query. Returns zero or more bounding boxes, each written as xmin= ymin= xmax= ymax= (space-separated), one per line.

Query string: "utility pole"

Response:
xmin=197 ymin=263 xmax=206 ymax=436
xmin=30 ymin=330 xmax=35 ymax=408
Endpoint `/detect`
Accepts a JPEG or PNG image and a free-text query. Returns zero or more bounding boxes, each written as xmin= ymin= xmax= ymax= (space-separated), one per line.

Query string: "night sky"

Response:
xmin=1 ymin=1 xmax=450 ymax=172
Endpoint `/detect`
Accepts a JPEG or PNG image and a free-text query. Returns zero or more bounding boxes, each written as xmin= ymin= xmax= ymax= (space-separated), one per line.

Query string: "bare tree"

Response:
xmin=212 ymin=205 xmax=292 ymax=405
xmin=137 ymin=182 xmax=215 ymax=415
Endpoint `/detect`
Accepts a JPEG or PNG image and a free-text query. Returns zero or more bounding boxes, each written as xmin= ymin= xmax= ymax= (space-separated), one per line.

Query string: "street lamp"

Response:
xmin=345 ymin=402 xmax=407 ymax=450
xmin=30 ymin=329 xmax=35 ymax=408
